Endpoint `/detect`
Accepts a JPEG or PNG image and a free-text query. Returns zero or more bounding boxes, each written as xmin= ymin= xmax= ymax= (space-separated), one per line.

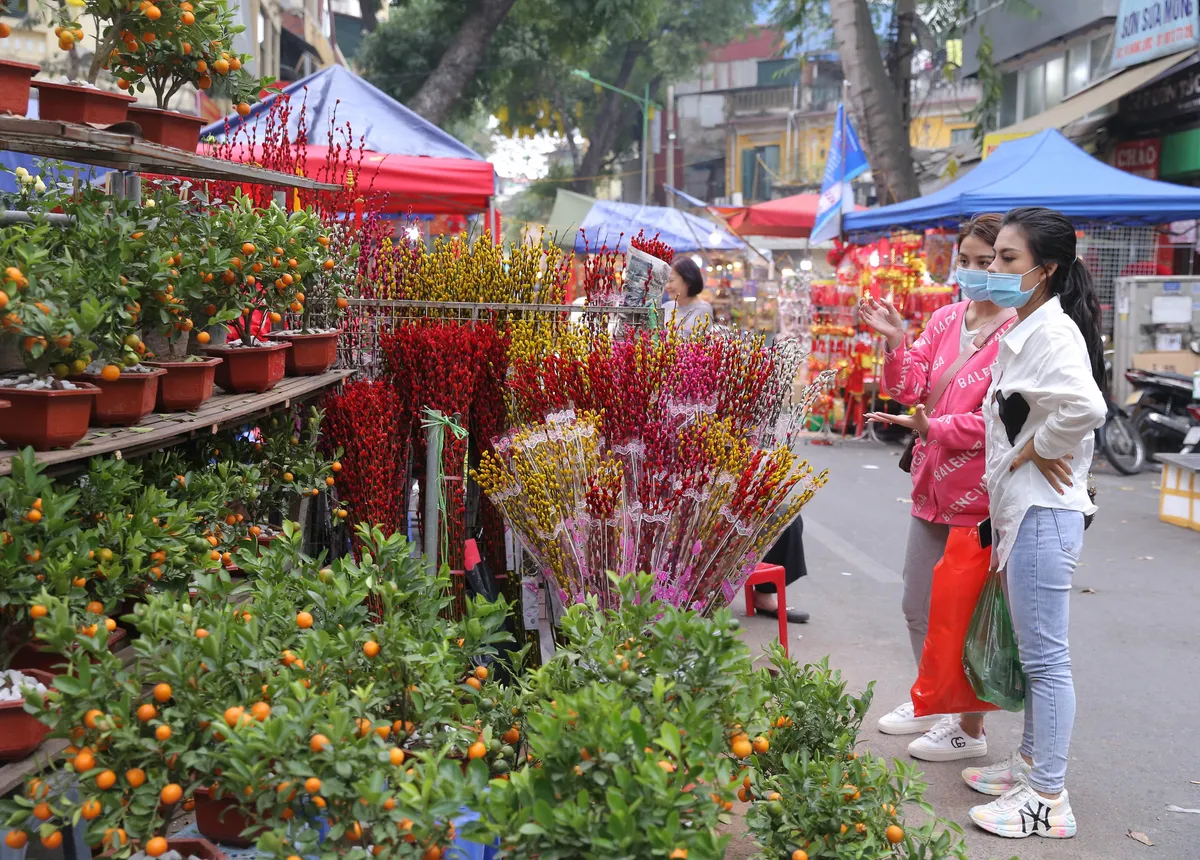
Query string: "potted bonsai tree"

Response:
xmin=56 ymin=190 xmax=166 ymax=426
xmin=195 ymin=193 xmax=295 ymax=393
xmin=139 ymin=189 xmax=226 ymax=410
xmin=0 ymin=451 xmax=96 ymax=760
xmin=0 ymin=10 xmax=42 ymax=118
xmin=0 ymin=212 xmax=103 ymax=451
xmin=105 ymin=0 xmax=269 ymax=150
xmin=266 ymin=210 xmax=355 ymax=376
xmin=33 ymin=3 xmax=135 ymax=125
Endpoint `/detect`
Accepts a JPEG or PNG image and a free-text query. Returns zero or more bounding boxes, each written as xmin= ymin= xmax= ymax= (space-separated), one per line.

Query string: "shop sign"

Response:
xmin=1121 ymin=58 xmax=1200 ymax=125
xmin=1113 ymin=0 xmax=1200 ymax=69
xmin=1114 ymin=138 xmax=1162 ymax=177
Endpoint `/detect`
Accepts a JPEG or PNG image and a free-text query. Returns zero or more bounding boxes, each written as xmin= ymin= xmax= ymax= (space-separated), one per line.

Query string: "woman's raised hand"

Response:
xmin=858 ymin=296 xmax=905 ymax=351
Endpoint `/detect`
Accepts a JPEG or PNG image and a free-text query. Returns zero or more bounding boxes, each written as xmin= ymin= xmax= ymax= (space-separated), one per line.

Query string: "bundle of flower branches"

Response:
xmin=480 ymin=328 xmax=833 ymax=611
xmin=507 ymin=327 xmax=810 ymax=446
xmin=474 ymin=408 xmax=827 ymax=612
xmin=321 ymin=379 xmax=408 ymax=543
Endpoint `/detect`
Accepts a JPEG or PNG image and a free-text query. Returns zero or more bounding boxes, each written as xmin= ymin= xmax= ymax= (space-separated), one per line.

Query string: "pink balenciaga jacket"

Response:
xmin=882 ymin=301 xmax=1015 ymax=527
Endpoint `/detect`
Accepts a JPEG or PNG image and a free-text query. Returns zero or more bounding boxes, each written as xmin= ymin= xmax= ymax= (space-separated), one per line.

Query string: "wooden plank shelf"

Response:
xmin=0 ymin=369 xmax=354 ymax=477
xmin=0 ymin=646 xmax=140 ymax=797
xmin=0 ymin=116 xmax=341 ymax=192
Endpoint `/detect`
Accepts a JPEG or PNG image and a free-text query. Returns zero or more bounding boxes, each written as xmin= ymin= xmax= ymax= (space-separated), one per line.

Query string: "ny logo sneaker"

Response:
xmin=969 ymin=783 xmax=1077 ymax=839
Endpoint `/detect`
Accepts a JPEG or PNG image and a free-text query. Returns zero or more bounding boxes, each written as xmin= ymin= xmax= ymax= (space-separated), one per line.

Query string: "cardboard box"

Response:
xmin=1132 ymin=351 xmax=1200 ymax=374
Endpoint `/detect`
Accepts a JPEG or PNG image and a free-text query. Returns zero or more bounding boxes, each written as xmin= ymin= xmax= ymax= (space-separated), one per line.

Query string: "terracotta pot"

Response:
xmin=33 ymin=81 xmax=136 ymax=125
xmin=73 ymin=368 xmax=165 ymax=426
xmin=0 ymin=384 xmax=98 ymax=450
xmin=144 ymin=358 xmax=222 ymax=411
xmin=270 ymin=331 xmax=340 ymax=375
xmin=11 ymin=626 xmax=128 ymax=674
xmin=168 ymin=837 xmax=231 ymax=860
xmin=193 ymin=787 xmax=262 ymax=847
xmin=0 ymin=669 xmax=56 ymax=761
xmin=0 ymin=60 xmax=41 ymax=117
xmin=201 ymin=342 xmax=291 ymax=393
xmin=126 ymin=105 xmax=207 ymax=152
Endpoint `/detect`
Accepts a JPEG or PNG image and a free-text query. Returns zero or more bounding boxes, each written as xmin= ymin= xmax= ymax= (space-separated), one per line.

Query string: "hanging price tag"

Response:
xmin=521 ymin=574 xmax=540 ymax=631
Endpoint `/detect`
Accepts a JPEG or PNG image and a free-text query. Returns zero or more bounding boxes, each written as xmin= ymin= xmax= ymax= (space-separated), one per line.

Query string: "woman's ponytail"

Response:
xmin=1057 ymin=257 xmax=1105 ymax=389
xmin=1001 ymin=207 xmax=1107 ymax=389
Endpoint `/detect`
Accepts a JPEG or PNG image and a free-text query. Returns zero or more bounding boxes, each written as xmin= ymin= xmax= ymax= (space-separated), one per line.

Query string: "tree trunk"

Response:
xmin=829 ymin=0 xmax=920 ymax=204
xmin=893 ymin=0 xmax=915 ymax=131
xmin=358 ymin=0 xmax=381 ymax=32
xmin=571 ymin=41 xmax=645 ymax=196
xmin=408 ymin=0 xmax=518 ymax=126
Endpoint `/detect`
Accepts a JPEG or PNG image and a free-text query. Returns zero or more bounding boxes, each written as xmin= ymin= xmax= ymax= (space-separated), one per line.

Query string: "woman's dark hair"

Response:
xmin=1001 ymin=206 xmax=1105 ymax=388
xmin=958 ymin=213 xmax=1003 ymax=248
xmin=671 ymin=256 xmax=705 ymax=297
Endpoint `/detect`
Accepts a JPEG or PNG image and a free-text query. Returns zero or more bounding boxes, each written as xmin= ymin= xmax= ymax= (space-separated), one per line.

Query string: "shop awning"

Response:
xmin=723 ymin=193 xmax=866 ymax=238
xmin=985 ymin=50 xmax=1194 ymax=145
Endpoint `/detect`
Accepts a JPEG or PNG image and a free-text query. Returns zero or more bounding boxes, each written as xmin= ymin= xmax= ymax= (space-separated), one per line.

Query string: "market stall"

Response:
xmin=201 ymin=65 xmax=497 ymax=231
xmin=723 ymin=192 xmax=865 ymax=239
xmin=780 ymin=235 xmax=954 ymax=437
xmin=843 ymin=129 xmax=1200 ymax=335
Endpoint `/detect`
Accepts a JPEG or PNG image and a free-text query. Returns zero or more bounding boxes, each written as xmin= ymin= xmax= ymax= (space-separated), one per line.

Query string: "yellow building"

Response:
xmin=722 ymin=70 xmax=979 ymax=201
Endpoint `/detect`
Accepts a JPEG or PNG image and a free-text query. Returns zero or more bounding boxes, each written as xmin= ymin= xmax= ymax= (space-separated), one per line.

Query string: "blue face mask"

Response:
xmin=955 ymin=267 xmax=991 ymax=302
xmin=986 ymin=265 xmax=1043 ymax=308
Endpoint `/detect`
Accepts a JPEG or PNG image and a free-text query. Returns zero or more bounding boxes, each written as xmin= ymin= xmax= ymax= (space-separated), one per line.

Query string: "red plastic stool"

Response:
xmin=743 ymin=562 xmax=788 ymax=657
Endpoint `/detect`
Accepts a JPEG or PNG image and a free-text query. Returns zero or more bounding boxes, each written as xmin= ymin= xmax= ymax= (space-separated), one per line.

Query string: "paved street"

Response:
xmin=740 ymin=440 xmax=1200 ymax=860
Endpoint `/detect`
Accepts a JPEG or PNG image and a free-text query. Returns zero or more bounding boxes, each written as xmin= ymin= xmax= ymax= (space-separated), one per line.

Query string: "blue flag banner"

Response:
xmin=810 ymin=103 xmax=869 ymax=244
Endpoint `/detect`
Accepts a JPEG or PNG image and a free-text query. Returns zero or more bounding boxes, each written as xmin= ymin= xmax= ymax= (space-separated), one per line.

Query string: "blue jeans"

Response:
xmin=1005 ymin=506 xmax=1083 ymax=794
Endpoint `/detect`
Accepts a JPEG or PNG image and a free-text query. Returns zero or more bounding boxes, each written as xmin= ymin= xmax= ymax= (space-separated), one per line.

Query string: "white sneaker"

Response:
xmin=970 ymin=783 xmax=1077 ymax=839
xmin=876 ymin=701 xmax=943 ymax=736
xmin=962 ymin=750 xmax=1033 ymax=796
xmin=906 ymin=716 xmax=988 ymax=762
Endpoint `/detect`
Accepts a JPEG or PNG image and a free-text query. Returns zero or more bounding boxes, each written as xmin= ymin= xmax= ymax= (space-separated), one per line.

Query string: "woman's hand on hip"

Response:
xmin=1009 ymin=438 xmax=1074 ymax=493
xmin=858 ymin=296 xmax=905 ymax=351
xmin=865 ymin=404 xmax=930 ymax=438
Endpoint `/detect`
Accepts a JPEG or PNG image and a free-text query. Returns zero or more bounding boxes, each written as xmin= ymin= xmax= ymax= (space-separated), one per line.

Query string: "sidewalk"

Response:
xmin=738 ymin=440 xmax=1200 ymax=860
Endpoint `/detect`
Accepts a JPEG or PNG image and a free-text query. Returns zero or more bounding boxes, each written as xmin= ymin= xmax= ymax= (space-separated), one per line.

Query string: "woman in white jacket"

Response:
xmin=963 ymin=207 xmax=1106 ymax=840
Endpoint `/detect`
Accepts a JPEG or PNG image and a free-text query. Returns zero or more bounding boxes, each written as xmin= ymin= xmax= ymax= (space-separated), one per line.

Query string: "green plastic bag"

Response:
xmin=962 ymin=567 xmax=1026 ymax=712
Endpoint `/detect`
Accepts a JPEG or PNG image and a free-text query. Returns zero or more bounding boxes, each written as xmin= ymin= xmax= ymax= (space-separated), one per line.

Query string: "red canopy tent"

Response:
xmin=198 ymin=143 xmax=496 ymax=215
xmin=722 ymin=193 xmax=864 ymax=239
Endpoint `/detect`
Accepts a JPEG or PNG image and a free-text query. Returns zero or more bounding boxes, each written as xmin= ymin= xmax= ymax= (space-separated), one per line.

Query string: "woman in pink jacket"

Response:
xmin=860 ymin=214 xmax=1016 ymax=762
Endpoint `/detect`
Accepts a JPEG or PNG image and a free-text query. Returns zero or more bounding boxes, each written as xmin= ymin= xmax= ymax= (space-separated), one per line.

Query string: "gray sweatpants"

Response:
xmin=901 ymin=517 xmax=951 ymax=667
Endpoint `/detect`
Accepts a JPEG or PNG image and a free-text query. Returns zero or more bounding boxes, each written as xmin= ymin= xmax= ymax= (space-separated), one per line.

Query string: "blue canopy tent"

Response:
xmin=843 ymin=130 xmax=1200 ymax=238
xmin=200 ymin=65 xmax=484 ymax=161
xmin=572 ymin=200 xmax=745 ymax=254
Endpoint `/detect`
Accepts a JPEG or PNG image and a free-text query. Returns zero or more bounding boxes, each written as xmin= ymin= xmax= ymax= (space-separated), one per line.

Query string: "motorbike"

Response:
xmin=1098 ymin=391 xmax=1146 ymax=474
xmin=1181 ymin=403 xmax=1200 ymax=454
xmin=1098 ymin=349 xmax=1146 ymax=475
xmin=1123 ymin=338 xmax=1200 ymax=461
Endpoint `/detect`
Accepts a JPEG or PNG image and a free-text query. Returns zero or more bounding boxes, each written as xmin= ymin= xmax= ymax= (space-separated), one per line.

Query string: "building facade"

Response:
xmin=667 ymin=28 xmax=977 ymax=206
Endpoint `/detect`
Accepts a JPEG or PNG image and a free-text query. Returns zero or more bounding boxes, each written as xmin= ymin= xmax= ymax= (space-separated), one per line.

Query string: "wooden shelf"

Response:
xmin=0 ymin=116 xmax=341 ymax=191
xmin=0 ymin=645 xmax=141 ymax=796
xmin=0 ymin=369 xmax=355 ymax=477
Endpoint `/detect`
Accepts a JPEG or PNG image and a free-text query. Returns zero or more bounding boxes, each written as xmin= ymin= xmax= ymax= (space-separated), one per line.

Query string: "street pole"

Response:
xmin=570 ymin=70 xmax=660 ymax=205
xmin=666 ymin=84 xmax=675 ymax=205
xmin=641 ymin=82 xmax=650 ymax=206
